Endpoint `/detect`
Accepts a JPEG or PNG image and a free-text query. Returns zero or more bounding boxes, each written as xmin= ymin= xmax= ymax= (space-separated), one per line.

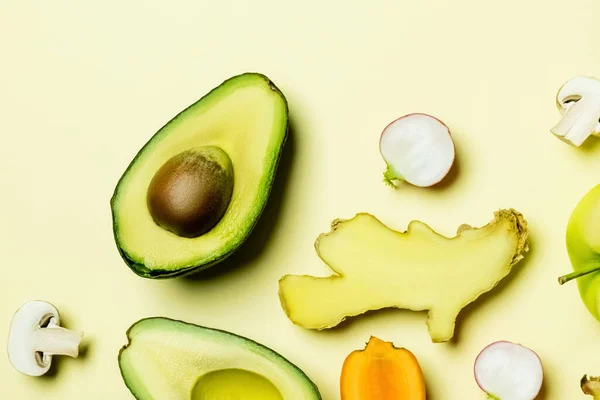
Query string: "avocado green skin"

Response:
xmin=110 ymin=73 xmax=289 ymax=279
xmin=566 ymin=184 xmax=600 ymax=322
xmin=118 ymin=317 xmax=322 ymax=400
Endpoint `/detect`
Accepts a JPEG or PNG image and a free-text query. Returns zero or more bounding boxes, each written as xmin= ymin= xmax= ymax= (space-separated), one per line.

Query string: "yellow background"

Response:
xmin=2 ymin=0 xmax=600 ymax=398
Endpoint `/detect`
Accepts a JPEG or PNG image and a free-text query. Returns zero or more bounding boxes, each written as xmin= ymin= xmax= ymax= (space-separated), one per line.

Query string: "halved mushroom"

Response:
xmin=551 ymin=76 xmax=600 ymax=146
xmin=7 ymin=301 xmax=83 ymax=376
xmin=582 ymin=375 xmax=600 ymax=399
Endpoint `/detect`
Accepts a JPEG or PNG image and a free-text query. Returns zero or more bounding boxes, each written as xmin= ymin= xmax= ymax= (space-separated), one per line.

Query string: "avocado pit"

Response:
xmin=147 ymin=146 xmax=234 ymax=238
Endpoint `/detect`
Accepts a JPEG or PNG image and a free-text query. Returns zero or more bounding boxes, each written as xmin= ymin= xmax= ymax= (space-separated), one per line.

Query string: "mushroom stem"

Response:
xmin=551 ymin=76 xmax=600 ymax=146
xmin=582 ymin=374 xmax=600 ymax=399
xmin=34 ymin=326 xmax=83 ymax=358
xmin=551 ymin=98 xmax=600 ymax=146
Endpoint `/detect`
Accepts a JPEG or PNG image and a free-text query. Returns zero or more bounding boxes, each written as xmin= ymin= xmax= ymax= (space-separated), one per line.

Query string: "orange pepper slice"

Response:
xmin=341 ymin=336 xmax=426 ymax=400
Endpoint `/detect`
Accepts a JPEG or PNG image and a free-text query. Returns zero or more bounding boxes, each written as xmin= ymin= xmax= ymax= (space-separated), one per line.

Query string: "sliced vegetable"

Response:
xmin=582 ymin=375 xmax=600 ymax=399
xmin=551 ymin=76 xmax=600 ymax=146
xmin=7 ymin=301 xmax=83 ymax=376
xmin=380 ymin=113 xmax=455 ymax=187
xmin=474 ymin=341 xmax=543 ymax=400
xmin=340 ymin=336 xmax=426 ymax=400
xmin=111 ymin=73 xmax=289 ymax=278
xmin=119 ymin=317 xmax=321 ymax=399
xmin=278 ymin=209 xmax=529 ymax=342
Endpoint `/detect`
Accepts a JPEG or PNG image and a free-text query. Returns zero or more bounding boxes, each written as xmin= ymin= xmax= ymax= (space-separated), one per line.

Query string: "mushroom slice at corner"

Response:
xmin=551 ymin=76 xmax=600 ymax=146
xmin=582 ymin=375 xmax=600 ymax=399
xmin=7 ymin=301 xmax=83 ymax=377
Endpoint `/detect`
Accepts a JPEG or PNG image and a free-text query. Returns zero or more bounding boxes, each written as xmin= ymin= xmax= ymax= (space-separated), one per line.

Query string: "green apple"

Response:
xmin=559 ymin=184 xmax=600 ymax=321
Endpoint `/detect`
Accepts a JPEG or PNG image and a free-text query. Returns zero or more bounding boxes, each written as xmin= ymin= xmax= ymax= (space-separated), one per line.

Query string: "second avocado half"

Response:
xmin=111 ymin=73 xmax=289 ymax=278
xmin=119 ymin=318 xmax=321 ymax=399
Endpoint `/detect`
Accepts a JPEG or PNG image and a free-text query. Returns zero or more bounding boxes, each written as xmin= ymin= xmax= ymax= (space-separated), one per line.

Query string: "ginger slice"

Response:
xmin=278 ymin=209 xmax=528 ymax=342
xmin=340 ymin=336 xmax=426 ymax=400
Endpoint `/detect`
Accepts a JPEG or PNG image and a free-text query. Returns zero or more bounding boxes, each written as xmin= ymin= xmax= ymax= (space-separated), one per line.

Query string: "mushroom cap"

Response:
xmin=556 ymin=76 xmax=600 ymax=113
xmin=551 ymin=76 xmax=600 ymax=146
xmin=7 ymin=301 xmax=61 ymax=377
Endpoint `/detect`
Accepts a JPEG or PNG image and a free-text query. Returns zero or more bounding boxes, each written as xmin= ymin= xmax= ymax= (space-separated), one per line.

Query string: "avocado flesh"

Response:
xmin=111 ymin=73 xmax=288 ymax=277
xmin=192 ymin=369 xmax=283 ymax=399
xmin=118 ymin=318 xmax=321 ymax=400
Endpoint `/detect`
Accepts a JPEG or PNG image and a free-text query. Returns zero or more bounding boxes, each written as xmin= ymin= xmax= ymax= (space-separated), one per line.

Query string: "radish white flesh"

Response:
xmin=380 ymin=113 xmax=455 ymax=188
xmin=474 ymin=341 xmax=543 ymax=400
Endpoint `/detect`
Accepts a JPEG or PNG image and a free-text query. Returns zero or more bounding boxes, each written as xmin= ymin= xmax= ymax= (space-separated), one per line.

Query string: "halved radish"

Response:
xmin=474 ymin=341 xmax=543 ymax=400
xmin=379 ymin=113 xmax=455 ymax=188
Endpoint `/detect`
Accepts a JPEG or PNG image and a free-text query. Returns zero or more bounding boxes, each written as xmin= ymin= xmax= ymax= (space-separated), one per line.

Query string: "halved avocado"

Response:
xmin=111 ymin=73 xmax=288 ymax=278
xmin=118 ymin=318 xmax=321 ymax=399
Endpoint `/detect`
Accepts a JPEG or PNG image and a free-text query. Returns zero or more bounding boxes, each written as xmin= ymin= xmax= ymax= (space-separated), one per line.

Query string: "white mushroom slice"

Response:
xmin=7 ymin=301 xmax=83 ymax=377
xmin=582 ymin=375 xmax=600 ymax=399
xmin=551 ymin=76 xmax=600 ymax=146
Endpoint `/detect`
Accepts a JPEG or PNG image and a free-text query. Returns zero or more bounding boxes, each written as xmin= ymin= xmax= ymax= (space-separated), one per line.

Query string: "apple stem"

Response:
xmin=558 ymin=264 xmax=600 ymax=285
